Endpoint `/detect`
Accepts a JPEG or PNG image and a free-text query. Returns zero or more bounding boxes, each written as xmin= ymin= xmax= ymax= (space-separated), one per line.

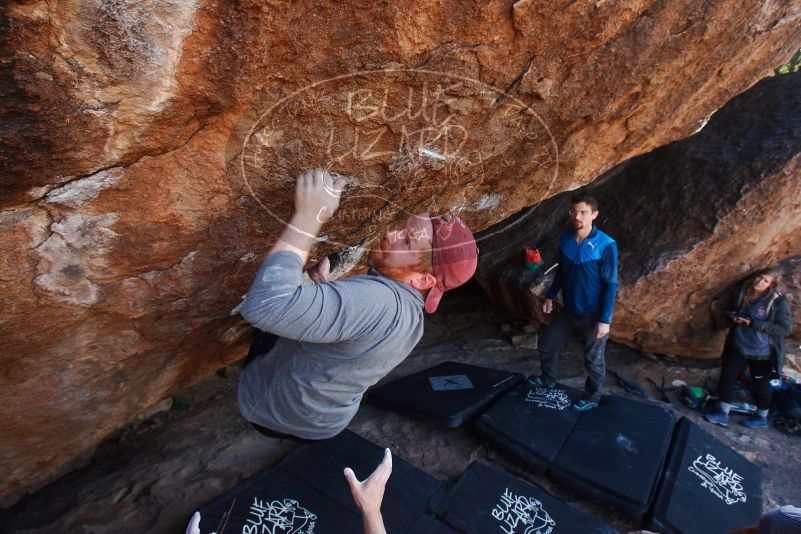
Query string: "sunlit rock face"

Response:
xmin=1 ymin=0 xmax=800 ymax=505
xmin=477 ymin=70 xmax=801 ymax=359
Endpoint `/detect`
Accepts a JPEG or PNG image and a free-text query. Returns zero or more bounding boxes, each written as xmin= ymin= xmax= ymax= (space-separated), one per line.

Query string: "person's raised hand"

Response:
xmin=344 ymin=448 xmax=392 ymax=517
xmin=542 ymin=298 xmax=554 ymax=315
xmin=294 ymin=169 xmax=346 ymax=224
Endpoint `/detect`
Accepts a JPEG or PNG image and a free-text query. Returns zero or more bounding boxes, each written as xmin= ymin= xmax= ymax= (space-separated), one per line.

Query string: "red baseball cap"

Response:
xmin=424 ymin=214 xmax=479 ymax=314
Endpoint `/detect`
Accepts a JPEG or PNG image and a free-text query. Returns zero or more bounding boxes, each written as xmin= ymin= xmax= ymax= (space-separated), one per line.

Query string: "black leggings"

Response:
xmin=717 ymin=345 xmax=773 ymax=410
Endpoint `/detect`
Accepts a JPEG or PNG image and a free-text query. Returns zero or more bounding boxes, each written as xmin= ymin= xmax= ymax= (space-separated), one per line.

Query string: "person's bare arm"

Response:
xmin=344 ymin=448 xmax=392 ymax=534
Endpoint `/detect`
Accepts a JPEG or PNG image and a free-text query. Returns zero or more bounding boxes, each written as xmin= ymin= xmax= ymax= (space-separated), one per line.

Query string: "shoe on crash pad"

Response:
xmin=475 ymin=382 xmax=584 ymax=474
xmin=549 ymin=394 xmax=676 ymax=523
xmin=368 ymin=361 xmax=523 ymax=428
xmin=647 ymin=417 xmax=763 ymax=534
xmin=433 ymin=461 xmax=618 ymax=533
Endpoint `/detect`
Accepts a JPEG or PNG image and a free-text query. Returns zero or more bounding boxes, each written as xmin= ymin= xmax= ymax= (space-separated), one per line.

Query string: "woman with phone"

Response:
xmin=706 ymin=268 xmax=793 ymax=429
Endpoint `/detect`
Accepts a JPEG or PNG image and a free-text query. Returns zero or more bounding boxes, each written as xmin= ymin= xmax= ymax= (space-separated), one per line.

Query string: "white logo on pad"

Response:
xmin=491 ymin=488 xmax=555 ymax=534
xmin=525 ymin=388 xmax=570 ymax=411
xmin=429 ymin=374 xmax=474 ymax=391
xmin=688 ymin=454 xmax=747 ymax=505
xmin=242 ymin=497 xmax=317 ymax=534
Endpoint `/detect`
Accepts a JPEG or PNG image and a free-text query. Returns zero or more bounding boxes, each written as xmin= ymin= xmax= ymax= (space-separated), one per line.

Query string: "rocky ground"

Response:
xmin=2 ymin=282 xmax=799 ymax=534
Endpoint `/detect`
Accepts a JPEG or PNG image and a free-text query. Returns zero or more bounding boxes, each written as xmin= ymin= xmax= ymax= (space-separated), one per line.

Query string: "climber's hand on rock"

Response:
xmin=542 ymin=298 xmax=554 ymax=315
xmin=308 ymin=256 xmax=333 ymax=283
xmin=294 ymin=169 xmax=346 ymax=224
xmin=270 ymin=170 xmax=346 ymax=264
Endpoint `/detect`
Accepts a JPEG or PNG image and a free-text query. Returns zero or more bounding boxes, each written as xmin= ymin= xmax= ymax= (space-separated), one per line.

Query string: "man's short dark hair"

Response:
xmin=569 ymin=193 xmax=598 ymax=212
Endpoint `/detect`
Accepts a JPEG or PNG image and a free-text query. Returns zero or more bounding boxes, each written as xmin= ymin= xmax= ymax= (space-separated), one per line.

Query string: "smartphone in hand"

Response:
xmin=725 ymin=310 xmax=745 ymax=321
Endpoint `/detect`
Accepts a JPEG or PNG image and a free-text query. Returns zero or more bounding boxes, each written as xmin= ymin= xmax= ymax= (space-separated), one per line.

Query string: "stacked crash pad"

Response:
xmin=648 ymin=418 xmax=763 ymax=534
xmin=476 ymin=381 xmax=584 ymax=474
xmin=476 ymin=381 xmax=765 ymax=530
xmin=191 ymin=431 xmax=441 ymax=534
xmin=368 ymin=361 xmax=523 ymax=428
xmin=547 ymin=394 xmax=676 ymax=522
xmin=478 ymin=383 xmax=675 ymax=522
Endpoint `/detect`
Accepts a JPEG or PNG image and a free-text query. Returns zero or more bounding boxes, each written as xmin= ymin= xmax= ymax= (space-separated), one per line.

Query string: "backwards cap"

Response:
xmin=424 ymin=214 xmax=479 ymax=314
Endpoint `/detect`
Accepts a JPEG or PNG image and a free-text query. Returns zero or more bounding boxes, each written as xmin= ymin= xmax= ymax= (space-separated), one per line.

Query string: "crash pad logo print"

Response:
xmin=525 ymin=388 xmax=570 ymax=410
xmin=491 ymin=487 xmax=556 ymax=534
xmin=429 ymin=374 xmax=474 ymax=391
xmin=688 ymin=454 xmax=747 ymax=505
xmin=242 ymin=497 xmax=317 ymax=534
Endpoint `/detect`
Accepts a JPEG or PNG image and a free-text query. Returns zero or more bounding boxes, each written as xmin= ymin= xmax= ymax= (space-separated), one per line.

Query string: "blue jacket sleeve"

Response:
xmin=546 ymin=245 xmax=563 ymax=300
xmin=599 ymin=241 xmax=619 ymax=324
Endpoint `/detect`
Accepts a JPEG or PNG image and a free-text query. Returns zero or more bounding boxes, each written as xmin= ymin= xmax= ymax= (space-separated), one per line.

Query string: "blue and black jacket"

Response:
xmin=546 ymin=227 xmax=619 ymax=324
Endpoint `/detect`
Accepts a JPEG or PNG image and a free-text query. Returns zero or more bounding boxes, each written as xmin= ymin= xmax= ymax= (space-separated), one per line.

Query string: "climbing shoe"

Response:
xmin=572 ymin=399 xmax=599 ymax=412
xmin=704 ymin=410 xmax=730 ymax=427
xmin=526 ymin=375 xmax=556 ymax=389
xmin=741 ymin=415 xmax=768 ymax=429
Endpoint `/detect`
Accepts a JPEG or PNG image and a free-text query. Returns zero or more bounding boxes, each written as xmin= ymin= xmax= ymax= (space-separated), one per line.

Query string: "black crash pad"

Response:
xmin=475 ymin=382 xmax=584 ymax=474
xmin=193 ymin=467 xmax=362 ymax=534
xmin=278 ymin=430 xmax=442 ymax=533
xmin=409 ymin=514 xmax=462 ymax=533
xmin=435 ymin=461 xmax=618 ymax=533
xmin=648 ymin=418 xmax=763 ymax=534
xmin=369 ymin=361 xmax=524 ymax=428
xmin=549 ymin=394 xmax=676 ymax=522
xmin=193 ymin=431 xmax=441 ymax=534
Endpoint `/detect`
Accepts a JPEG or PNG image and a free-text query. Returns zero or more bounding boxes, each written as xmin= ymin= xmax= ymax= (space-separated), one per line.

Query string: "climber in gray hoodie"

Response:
xmin=233 ymin=169 xmax=478 ymax=441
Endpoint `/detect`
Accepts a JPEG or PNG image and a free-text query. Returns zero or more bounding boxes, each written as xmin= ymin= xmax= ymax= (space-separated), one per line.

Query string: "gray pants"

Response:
xmin=538 ymin=312 xmax=608 ymax=401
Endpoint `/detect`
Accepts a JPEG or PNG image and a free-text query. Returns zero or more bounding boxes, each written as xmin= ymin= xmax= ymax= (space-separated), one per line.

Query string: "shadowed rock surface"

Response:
xmin=2 ymin=0 xmax=801 ymax=505
xmin=477 ymin=70 xmax=801 ymax=358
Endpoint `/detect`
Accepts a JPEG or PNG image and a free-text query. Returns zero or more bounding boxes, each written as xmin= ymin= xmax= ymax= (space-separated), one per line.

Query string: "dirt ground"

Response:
xmin=2 ymin=282 xmax=799 ymax=533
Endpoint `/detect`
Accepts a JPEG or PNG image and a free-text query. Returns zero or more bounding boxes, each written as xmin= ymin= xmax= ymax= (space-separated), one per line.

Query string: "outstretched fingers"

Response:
xmin=343 ymin=448 xmax=393 ymax=490
xmin=373 ymin=448 xmax=392 ymax=483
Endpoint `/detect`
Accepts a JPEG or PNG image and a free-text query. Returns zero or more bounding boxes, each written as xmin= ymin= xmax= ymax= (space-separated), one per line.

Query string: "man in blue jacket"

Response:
xmin=529 ymin=194 xmax=619 ymax=411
